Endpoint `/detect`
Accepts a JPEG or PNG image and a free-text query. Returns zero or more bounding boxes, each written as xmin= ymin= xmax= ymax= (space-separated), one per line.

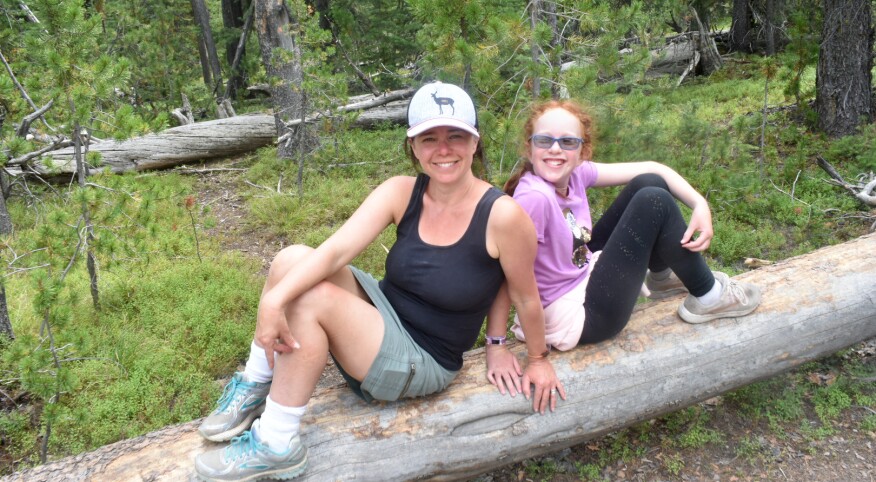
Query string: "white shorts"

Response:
xmin=512 ymin=251 xmax=602 ymax=351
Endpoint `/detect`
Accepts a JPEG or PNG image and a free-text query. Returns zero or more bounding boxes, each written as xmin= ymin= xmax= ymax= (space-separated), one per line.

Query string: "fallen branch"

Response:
xmin=16 ymin=100 xmax=54 ymax=137
xmin=7 ymin=137 xmax=68 ymax=166
xmin=817 ymin=155 xmax=876 ymax=206
xmin=280 ymin=88 xmax=415 ymax=134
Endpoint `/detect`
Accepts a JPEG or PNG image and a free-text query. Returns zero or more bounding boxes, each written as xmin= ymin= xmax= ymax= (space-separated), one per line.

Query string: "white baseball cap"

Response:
xmin=406 ymin=81 xmax=479 ymax=138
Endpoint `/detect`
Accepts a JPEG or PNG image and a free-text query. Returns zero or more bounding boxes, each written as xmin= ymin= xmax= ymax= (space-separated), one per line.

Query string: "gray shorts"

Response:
xmin=334 ymin=267 xmax=457 ymax=402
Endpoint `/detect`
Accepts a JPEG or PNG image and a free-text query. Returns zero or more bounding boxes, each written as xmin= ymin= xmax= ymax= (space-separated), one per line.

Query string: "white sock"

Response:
xmin=255 ymin=395 xmax=306 ymax=452
xmin=243 ymin=341 xmax=274 ymax=383
xmin=696 ymin=279 xmax=723 ymax=307
xmin=649 ymin=268 xmax=673 ymax=281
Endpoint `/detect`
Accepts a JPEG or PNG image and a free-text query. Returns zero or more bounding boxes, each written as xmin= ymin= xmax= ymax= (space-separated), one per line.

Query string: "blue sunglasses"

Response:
xmin=530 ymin=135 xmax=585 ymax=150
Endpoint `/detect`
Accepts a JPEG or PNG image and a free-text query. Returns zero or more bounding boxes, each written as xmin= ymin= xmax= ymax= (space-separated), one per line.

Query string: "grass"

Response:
xmin=1 ymin=53 xmax=874 ymax=476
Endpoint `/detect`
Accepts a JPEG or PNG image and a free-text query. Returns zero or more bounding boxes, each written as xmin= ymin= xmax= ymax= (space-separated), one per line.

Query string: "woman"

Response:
xmin=194 ymin=82 xmax=563 ymax=482
xmin=485 ymin=99 xmax=761 ymax=396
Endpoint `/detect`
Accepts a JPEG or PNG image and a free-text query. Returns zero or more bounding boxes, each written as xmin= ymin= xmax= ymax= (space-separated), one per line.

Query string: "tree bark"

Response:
xmin=730 ymin=0 xmax=752 ymax=53
xmin=816 ymin=0 xmax=873 ymax=137
xmin=5 ymin=233 xmax=876 ymax=481
xmin=253 ymin=0 xmax=313 ymax=160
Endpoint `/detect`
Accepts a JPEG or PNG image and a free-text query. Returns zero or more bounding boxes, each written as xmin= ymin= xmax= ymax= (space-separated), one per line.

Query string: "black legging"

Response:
xmin=579 ymin=174 xmax=715 ymax=345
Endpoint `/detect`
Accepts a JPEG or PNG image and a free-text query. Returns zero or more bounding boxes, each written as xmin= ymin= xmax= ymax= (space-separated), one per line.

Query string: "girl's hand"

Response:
xmin=522 ymin=358 xmax=566 ymax=414
xmin=486 ymin=345 xmax=523 ymax=396
xmin=254 ymin=295 xmax=300 ymax=369
xmin=681 ymin=203 xmax=714 ymax=252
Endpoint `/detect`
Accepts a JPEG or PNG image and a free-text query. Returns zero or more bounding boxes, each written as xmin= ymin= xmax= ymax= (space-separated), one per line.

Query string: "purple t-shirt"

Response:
xmin=513 ymin=163 xmax=598 ymax=306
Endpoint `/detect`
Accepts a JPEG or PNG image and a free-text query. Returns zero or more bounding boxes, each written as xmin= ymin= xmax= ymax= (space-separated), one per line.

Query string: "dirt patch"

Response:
xmin=193 ymin=166 xmax=876 ymax=481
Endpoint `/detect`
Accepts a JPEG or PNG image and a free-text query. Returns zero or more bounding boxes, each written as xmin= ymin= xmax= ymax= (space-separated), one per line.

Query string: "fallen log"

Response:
xmin=21 ymin=93 xmax=410 ymax=178
xmin=4 ymin=233 xmax=875 ymax=482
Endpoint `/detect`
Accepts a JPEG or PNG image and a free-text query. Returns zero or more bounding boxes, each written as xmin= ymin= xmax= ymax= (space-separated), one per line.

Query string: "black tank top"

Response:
xmin=380 ymin=174 xmax=506 ymax=370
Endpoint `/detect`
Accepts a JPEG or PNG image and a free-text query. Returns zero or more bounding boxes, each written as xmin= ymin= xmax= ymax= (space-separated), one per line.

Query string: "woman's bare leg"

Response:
xmin=259 ymin=245 xmax=385 ymax=407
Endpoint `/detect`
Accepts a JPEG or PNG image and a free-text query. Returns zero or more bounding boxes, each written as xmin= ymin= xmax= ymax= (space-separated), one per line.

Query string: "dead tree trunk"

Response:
xmin=5 ymin=233 xmax=875 ymax=482
xmin=191 ymin=0 xmax=224 ymax=97
xmin=222 ymin=0 xmax=249 ymax=99
xmin=253 ymin=0 xmax=314 ymax=160
xmin=816 ymin=0 xmax=873 ymax=137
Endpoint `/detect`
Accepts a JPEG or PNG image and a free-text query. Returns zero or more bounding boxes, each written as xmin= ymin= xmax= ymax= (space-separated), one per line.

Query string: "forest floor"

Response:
xmin=195 ymin=166 xmax=876 ymax=482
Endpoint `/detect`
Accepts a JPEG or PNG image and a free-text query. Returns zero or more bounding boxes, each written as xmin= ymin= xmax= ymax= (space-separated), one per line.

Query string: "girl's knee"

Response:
xmin=632 ymin=186 xmax=674 ymax=205
xmin=629 ymin=173 xmax=668 ymax=191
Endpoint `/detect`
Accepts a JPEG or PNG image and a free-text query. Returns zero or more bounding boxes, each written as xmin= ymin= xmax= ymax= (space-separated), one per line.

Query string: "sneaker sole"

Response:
xmin=677 ymin=303 xmax=759 ymax=324
xmin=195 ymin=455 xmax=307 ymax=482
xmin=199 ymin=404 xmax=266 ymax=442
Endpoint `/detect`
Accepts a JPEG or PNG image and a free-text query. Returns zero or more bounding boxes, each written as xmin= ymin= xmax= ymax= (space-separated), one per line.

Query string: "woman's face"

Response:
xmin=409 ymin=126 xmax=478 ymax=182
xmin=529 ymin=108 xmax=587 ymax=188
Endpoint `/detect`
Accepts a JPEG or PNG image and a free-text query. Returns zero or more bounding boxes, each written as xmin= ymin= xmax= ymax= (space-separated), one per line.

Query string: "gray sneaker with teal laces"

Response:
xmin=199 ymin=372 xmax=270 ymax=442
xmin=195 ymin=420 xmax=308 ymax=482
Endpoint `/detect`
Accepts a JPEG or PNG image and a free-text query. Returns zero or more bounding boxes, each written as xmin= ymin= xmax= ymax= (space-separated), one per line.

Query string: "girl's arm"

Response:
xmin=592 ymin=161 xmax=713 ymax=252
xmin=258 ymin=176 xmax=412 ymax=359
xmin=489 ymin=197 xmax=566 ymax=413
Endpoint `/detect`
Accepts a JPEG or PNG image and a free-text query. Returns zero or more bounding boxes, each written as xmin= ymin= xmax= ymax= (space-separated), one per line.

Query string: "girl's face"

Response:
xmin=409 ymin=126 xmax=478 ymax=183
xmin=529 ymin=108 xmax=587 ymax=188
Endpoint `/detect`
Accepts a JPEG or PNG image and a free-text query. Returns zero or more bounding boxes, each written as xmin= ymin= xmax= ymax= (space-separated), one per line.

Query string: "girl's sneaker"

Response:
xmin=678 ymin=272 xmax=762 ymax=324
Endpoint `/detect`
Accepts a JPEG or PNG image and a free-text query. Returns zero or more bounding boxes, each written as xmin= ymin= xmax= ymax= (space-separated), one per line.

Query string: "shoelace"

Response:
xmin=216 ymin=376 xmax=254 ymax=413
xmin=725 ymin=280 xmax=749 ymax=304
xmin=224 ymin=430 xmax=261 ymax=461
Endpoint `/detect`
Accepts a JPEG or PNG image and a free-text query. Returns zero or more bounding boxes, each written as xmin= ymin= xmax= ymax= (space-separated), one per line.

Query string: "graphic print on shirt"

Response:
xmin=563 ymin=208 xmax=591 ymax=268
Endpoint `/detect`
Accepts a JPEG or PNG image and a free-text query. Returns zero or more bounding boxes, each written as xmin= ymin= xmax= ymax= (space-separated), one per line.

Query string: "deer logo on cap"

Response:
xmin=431 ymin=91 xmax=455 ymax=115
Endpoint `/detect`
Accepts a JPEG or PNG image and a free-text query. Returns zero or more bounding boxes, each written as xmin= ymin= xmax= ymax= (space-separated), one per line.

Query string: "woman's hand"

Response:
xmin=486 ymin=345 xmax=523 ymax=396
xmin=681 ymin=203 xmax=714 ymax=252
xmin=254 ymin=293 xmax=300 ymax=369
xmin=522 ymin=357 xmax=566 ymax=414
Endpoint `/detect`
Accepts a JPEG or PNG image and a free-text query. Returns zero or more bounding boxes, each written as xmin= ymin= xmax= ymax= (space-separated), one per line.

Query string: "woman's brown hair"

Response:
xmin=502 ymin=100 xmax=594 ymax=196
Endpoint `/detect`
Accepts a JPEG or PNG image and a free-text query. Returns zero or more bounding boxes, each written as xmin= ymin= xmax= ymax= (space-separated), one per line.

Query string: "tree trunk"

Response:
xmin=73 ymin=123 xmax=99 ymax=310
xmin=730 ymin=0 xmax=752 ymax=53
xmin=191 ymin=0 xmax=224 ymax=97
xmin=0 ymin=284 xmax=12 ymax=340
xmin=765 ymin=0 xmax=777 ymax=55
xmin=253 ymin=0 xmax=313 ymax=160
xmin=222 ymin=0 xmax=249 ymax=99
xmin=530 ymin=0 xmax=541 ymax=98
xmin=6 ymin=233 xmax=876 ymax=481
xmin=0 ymin=172 xmax=12 ymax=340
xmin=543 ymin=0 xmax=560 ymax=99
xmin=816 ymin=0 xmax=873 ymax=137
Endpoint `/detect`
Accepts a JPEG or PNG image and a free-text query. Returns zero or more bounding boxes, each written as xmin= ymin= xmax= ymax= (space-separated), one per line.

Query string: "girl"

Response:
xmin=485 ymin=100 xmax=760 ymax=396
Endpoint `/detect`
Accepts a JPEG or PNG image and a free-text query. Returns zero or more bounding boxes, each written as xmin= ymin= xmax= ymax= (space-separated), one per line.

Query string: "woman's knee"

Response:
xmin=267 ymin=245 xmax=313 ymax=284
